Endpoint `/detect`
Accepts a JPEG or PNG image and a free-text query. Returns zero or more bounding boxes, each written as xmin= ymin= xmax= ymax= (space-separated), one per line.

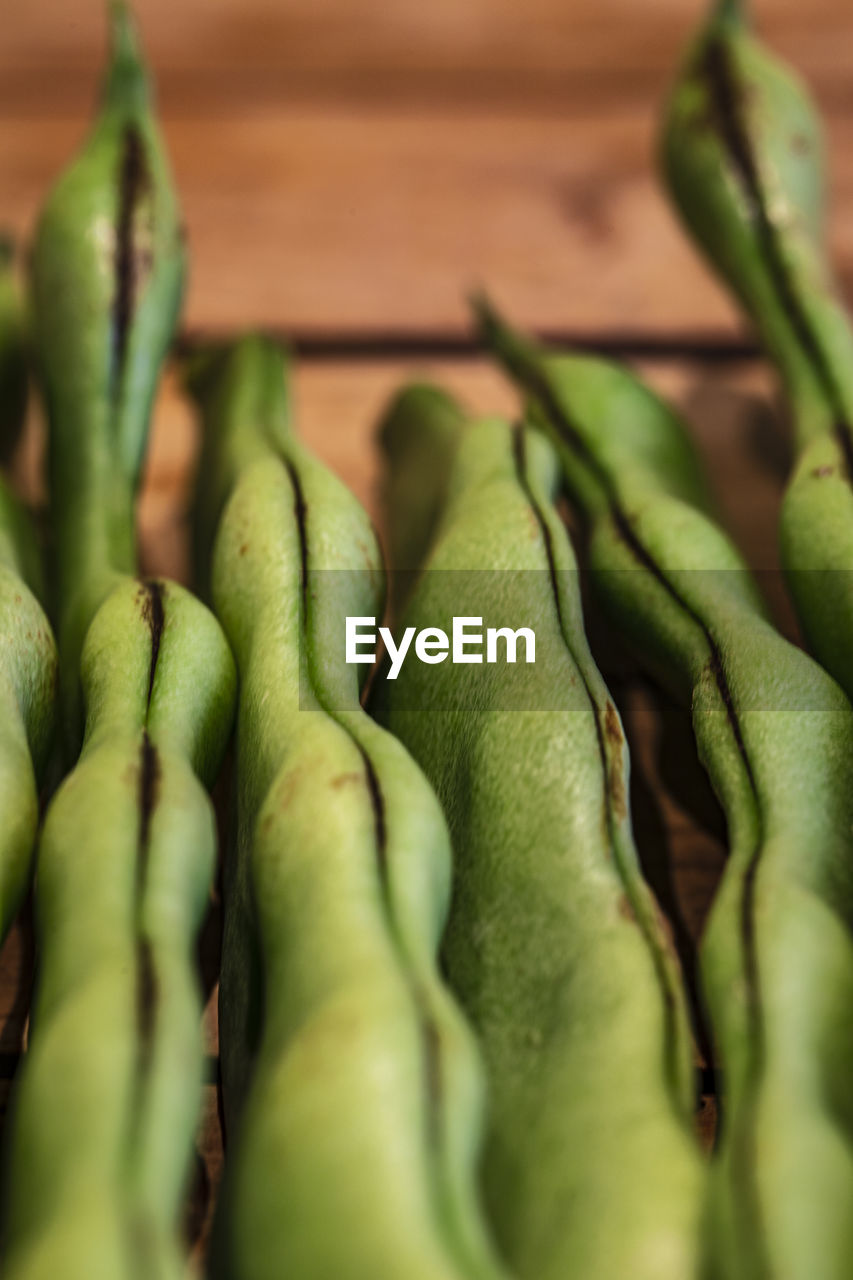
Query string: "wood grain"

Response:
xmin=2 ymin=3 xmax=852 ymax=338
xmin=3 ymin=0 xmax=852 ymax=109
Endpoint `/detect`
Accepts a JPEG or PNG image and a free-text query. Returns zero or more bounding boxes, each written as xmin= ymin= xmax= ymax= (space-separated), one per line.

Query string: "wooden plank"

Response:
xmin=2 ymin=0 xmax=852 ymax=110
xmin=4 ymin=109 xmax=853 ymax=339
xmin=3 ymin=1 xmax=853 ymax=340
xmin=5 ymin=96 xmax=852 ymax=339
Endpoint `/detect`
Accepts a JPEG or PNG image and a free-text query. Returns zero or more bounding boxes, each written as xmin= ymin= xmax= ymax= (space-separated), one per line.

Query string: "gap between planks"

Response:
xmin=175 ymin=328 xmax=763 ymax=363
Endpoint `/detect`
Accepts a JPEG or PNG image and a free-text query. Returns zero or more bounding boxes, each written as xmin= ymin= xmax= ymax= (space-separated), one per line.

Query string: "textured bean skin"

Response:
xmin=2 ymin=580 xmax=234 ymax=1280
xmin=189 ymin=337 xmax=507 ymax=1280
xmin=372 ymin=387 xmax=704 ymax=1280
xmin=477 ymin=300 xmax=853 ymax=1280
xmin=1 ymin=10 xmax=235 ymax=1277
xmin=28 ymin=1 xmax=185 ymax=747
xmin=659 ymin=0 xmax=853 ymax=702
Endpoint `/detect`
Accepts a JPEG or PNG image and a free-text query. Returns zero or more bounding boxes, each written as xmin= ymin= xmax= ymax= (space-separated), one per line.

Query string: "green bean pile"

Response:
xmin=660 ymin=0 xmax=853 ymax=701
xmin=477 ymin=299 xmax=853 ymax=1279
xmin=4 ymin=0 xmax=853 ymax=1275
xmin=189 ymin=336 xmax=506 ymax=1280
xmin=1 ymin=9 xmax=235 ymax=1278
xmin=373 ymin=389 xmax=705 ymax=1280
xmin=0 ymin=253 xmax=57 ymax=945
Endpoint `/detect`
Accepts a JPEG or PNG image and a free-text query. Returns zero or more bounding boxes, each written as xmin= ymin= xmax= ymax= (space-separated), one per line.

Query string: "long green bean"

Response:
xmin=477 ymin=297 xmax=853 ymax=1279
xmin=372 ymin=384 xmax=705 ymax=1280
xmin=189 ymin=335 xmax=507 ymax=1280
xmin=1 ymin=9 xmax=235 ymax=1277
xmin=29 ymin=0 xmax=185 ymax=747
xmin=660 ymin=0 xmax=853 ymax=701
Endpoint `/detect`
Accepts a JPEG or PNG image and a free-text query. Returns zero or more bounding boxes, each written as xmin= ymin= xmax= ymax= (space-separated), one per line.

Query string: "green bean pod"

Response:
xmin=476 ymin=299 xmax=853 ymax=1279
xmin=29 ymin=0 xmax=185 ymax=744
xmin=372 ymin=386 xmax=704 ymax=1280
xmin=660 ymin=0 xmax=853 ymax=700
xmin=2 ymin=578 xmax=234 ymax=1280
xmin=1 ymin=10 xmax=236 ymax=1277
xmin=189 ymin=336 xmax=507 ymax=1280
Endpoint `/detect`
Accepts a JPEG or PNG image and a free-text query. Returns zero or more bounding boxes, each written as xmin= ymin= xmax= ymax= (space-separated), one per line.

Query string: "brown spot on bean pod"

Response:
xmin=604 ymin=701 xmax=623 ymax=747
xmin=331 ymin=772 xmax=362 ymax=789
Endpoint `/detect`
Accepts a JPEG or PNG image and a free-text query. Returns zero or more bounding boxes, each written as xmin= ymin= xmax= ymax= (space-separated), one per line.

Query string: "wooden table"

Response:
xmin=2 ymin=0 xmax=850 ymax=1264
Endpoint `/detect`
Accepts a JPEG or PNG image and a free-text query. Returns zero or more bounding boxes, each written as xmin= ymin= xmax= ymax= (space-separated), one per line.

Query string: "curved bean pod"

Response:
xmin=2 ymin=10 xmax=236 ymax=1277
xmin=372 ymin=386 xmax=704 ymax=1280
xmin=476 ymin=298 xmax=853 ymax=1280
xmin=29 ymin=0 xmax=185 ymax=745
xmin=2 ymin=578 xmax=234 ymax=1280
xmin=660 ymin=0 xmax=853 ymax=700
xmin=189 ymin=336 xmax=507 ymax=1280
